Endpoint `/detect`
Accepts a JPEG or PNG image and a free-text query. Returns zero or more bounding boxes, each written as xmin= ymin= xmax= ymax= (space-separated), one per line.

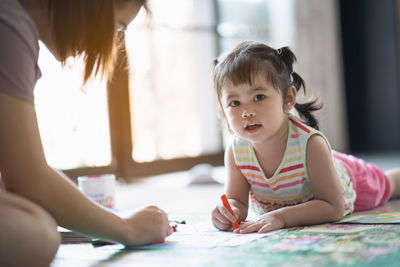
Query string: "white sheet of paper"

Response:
xmin=136 ymin=222 xmax=280 ymax=249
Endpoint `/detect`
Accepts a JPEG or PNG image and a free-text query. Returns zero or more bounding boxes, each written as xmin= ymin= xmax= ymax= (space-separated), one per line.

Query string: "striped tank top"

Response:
xmin=232 ymin=116 xmax=356 ymax=216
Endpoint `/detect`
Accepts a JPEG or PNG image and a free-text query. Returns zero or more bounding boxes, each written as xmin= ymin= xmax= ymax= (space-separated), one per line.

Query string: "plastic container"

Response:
xmin=77 ymin=174 xmax=116 ymax=208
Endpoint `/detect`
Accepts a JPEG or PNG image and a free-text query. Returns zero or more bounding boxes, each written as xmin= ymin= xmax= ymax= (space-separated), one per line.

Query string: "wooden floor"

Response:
xmin=52 ymin=155 xmax=400 ymax=267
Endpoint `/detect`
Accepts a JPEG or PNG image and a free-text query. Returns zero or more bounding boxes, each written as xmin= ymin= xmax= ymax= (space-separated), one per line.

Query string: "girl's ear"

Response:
xmin=284 ymin=86 xmax=297 ymax=112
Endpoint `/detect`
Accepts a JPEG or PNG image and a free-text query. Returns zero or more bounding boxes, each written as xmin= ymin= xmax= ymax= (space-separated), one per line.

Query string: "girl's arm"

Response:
xmin=0 ymin=93 xmax=172 ymax=246
xmin=236 ymin=134 xmax=345 ymax=233
xmin=224 ymin=144 xmax=250 ymax=221
xmin=284 ymin=134 xmax=345 ymax=225
xmin=211 ymin=144 xmax=249 ymax=230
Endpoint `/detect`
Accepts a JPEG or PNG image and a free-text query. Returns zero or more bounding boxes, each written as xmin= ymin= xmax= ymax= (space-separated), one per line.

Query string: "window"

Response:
xmin=125 ymin=0 xmax=222 ymax=163
xmin=35 ymin=0 xmax=225 ymax=179
xmin=35 ymin=44 xmax=112 ymax=170
xmin=216 ymin=0 xmax=295 ymax=57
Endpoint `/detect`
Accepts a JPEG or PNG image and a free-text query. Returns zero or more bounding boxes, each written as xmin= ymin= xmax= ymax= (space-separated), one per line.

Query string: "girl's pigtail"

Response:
xmin=212 ymin=57 xmax=234 ymax=134
xmin=277 ymin=47 xmax=295 ymax=74
xmin=277 ymin=46 xmax=323 ymax=130
xmin=213 ymin=58 xmax=219 ymax=68
xmin=291 ymin=71 xmax=305 ymax=93
xmin=291 ymin=71 xmax=322 ymax=130
xmin=294 ymin=100 xmax=322 ymax=130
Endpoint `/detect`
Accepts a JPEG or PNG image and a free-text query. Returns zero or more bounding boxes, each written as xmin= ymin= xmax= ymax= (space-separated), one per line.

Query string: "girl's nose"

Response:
xmin=242 ymin=110 xmax=255 ymax=118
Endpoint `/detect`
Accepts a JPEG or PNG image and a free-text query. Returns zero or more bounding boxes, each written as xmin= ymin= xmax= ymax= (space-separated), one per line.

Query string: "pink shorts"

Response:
xmin=332 ymin=151 xmax=392 ymax=211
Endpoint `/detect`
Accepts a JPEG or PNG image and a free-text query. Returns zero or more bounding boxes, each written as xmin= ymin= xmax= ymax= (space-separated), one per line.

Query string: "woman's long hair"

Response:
xmin=48 ymin=0 xmax=149 ymax=83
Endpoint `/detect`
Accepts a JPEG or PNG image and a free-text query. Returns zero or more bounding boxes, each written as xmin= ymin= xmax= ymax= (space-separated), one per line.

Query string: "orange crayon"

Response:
xmin=220 ymin=194 xmax=239 ymax=229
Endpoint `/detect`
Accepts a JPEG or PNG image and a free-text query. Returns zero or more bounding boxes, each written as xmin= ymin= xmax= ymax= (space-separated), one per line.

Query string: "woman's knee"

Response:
xmin=0 ymin=192 xmax=61 ymax=267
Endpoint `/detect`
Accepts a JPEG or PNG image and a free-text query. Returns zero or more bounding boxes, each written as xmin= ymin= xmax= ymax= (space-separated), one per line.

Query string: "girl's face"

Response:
xmin=221 ymin=75 xmax=289 ymax=145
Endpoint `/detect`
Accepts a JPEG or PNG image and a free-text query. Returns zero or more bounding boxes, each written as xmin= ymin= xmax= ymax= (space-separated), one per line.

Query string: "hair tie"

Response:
xmin=276 ymin=48 xmax=282 ymax=54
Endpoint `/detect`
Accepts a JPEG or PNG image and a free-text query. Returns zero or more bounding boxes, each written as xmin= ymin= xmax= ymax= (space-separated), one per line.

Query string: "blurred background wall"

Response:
xmin=340 ymin=0 xmax=400 ymax=153
xmin=292 ymin=0 xmax=400 ymax=154
xmin=295 ymin=0 xmax=348 ymax=152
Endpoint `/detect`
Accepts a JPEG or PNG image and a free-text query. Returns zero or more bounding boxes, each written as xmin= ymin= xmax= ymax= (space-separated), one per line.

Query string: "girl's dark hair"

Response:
xmin=213 ymin=41 xmax=322 ymax=130
xmin=48 ymin=0 xmax=149 ymax=84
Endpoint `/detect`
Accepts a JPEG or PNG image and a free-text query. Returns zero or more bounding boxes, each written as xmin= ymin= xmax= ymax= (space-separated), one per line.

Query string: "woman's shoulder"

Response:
xmin=0 ymin=0 xmax=40 ymax=103
xmin=0 ymin=0 xmax=39 ymax=52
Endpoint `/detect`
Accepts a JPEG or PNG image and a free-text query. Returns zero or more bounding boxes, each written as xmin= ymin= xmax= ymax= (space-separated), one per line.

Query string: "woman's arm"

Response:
xmin=211 ymin=144 xmax=249 ymax=230
xmin=0 ymin=93 xmax=172 ymax=246
xmin=236 ymin=134 xmax=345 ymax=233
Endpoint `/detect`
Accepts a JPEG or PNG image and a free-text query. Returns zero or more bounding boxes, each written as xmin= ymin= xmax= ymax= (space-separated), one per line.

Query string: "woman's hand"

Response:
xmin=234 ymin=211 xmax=285 ymax=234
xmin=211 ymin=202 xmax=240 ymax=231
xmin=122 ymin=205 xmax=173 ymax=246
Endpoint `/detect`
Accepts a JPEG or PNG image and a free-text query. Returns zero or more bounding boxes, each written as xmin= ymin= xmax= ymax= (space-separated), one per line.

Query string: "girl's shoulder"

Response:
xmin=231 ymin=136 xmax=257 ymax=157
xmin=232 ymin=135 xmax=250 ymax=146
xmin=288 ymin=114 xmax=332 ymax=151
xmin=231 ymin=136 xmax=253 ymax=159
xmin=288 ymin=115 xmax=319 ymax=135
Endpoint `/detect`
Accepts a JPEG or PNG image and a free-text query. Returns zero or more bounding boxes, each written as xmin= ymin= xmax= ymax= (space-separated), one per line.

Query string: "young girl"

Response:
xmin=211 ymin=41 xmax=400 ymax=234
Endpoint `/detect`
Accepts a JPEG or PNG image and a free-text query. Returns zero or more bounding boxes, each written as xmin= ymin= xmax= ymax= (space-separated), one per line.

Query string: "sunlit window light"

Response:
xmin=125 ymin=0 xmax=222 ymax=162
xmin=35 ymin=43 xmax=111 ymax=170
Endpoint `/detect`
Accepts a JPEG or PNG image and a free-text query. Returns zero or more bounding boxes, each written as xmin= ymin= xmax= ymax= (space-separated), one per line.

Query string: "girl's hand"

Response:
xmin=123 ymin=205 xmax=173 ymax=246
xmin=234 ymin=211 xmax=285 ymax=234
xmin=211 ymin=202 xmax=240 ymax=231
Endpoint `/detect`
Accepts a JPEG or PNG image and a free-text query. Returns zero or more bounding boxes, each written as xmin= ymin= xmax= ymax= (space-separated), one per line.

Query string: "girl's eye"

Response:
xmin=229 ymin=100 xmax=240 ymax=107
xmin=254 ymin=94 xmax=265 ymax=102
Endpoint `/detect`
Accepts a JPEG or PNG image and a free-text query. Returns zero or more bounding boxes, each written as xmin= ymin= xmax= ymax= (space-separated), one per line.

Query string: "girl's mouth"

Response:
xmin=245 ymin=124 xmax=261 ymax=132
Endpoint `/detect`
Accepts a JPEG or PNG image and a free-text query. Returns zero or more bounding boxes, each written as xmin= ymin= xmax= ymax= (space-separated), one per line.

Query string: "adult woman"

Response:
xmin=0 ymin=1 xmax=173 ymax=266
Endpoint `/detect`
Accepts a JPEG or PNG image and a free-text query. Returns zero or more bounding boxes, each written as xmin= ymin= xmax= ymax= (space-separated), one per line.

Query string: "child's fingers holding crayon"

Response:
xmin=211 ymin=205 xmax=235 ymax=230
xmin=219 ymin=204 xmax=239 ymax=225
xmin=220 ymin=194 xmax=240 ymax=229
